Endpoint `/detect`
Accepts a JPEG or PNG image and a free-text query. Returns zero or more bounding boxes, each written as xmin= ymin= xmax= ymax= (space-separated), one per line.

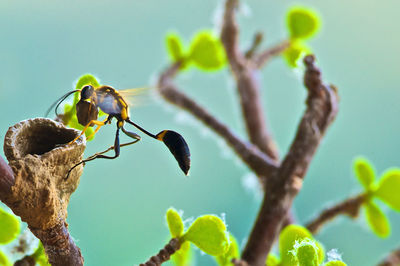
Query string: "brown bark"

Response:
xmin=241 ymin=55 xmax=339 ymax=265
xmin=306 ymin=194 xmax=366 ymax=234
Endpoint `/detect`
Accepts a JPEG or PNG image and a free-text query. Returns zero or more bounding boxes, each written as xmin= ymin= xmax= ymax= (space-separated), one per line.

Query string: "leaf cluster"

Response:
xmin=166 ymin=208 xmax=238 ymax=266
xmin=165 ymin=30 xmax=227 ymax=72
xmin=284 ymin=6 xmax=321 ymax=68
xmin=266 ymin=225 xmax=346 ymax=266
xmin=353 ymin=157 xmax=400 ymax=237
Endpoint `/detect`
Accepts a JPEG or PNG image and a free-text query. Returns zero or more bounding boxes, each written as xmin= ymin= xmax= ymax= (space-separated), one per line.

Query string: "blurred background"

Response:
xmin=0 ymin=0 xmax=399 ymax=265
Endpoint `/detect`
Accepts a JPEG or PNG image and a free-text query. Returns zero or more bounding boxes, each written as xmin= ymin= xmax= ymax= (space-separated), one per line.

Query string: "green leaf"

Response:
xmin=279 ymin=225 xmax=312 ymax=266
xmin=215 ymin=234 xmax=239 ymax=266
xmin=364 ymin=201 xmax=390 ymax=238
xmin=286 ymin=6 xmax=321 ymax=40
xmin=0 ymin=250 xmax=11 ymax=266
xmin=0 ymin=207 xmax=20 ymax=244
xmin=353 ymin=157 xmax=375 ymax=190
xmin=182 ymin=215 xmax=229 ymax=256
xmin=295 ymin=239 xmax=319 ymax=266
xmin=188 ymin=30 xmax=226 ymax=71
xmin=324 ymin=261 xmax=347 ymax=266
xmin=283 ymin=41 xmax=311 ymax=68
xmin=166 ymin=32 xmax=185 ymax=62
xmin=266 ymin=253 xmax=280 ymax=266
xmin=374 ymin=169 xmax=400 ymax=211
xmin=166 ymin=208 xmax=184 ymax=238
xmin=171 ymin=241 xmax=192 ymax=266
xmin=315 ymin=241 xmax=325 ymax=265
xmin=31 ymin=242 xmax=51 ymax=266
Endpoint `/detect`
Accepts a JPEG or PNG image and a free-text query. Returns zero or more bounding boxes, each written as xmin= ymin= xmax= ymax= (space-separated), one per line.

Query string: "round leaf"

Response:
xmin=286 ymin=6 xmax=321 ymax=40
xmin=374 ymin=169 xmax=400 ymax=211
xmin=182 ymin=215 xmax=229 ymax=256
xmin=324 ymin=261 xmax=347 ymax=266
xmin=296 ymin=242 xmax=319 ymax=266
xmin=266 ymin=253 xmax=280 ymax=266
xmin=166 ymin=33 xmax=185 ymax=62
xmin=283 ymin=41 xmax=311 ymax=68
xmin=215 ymin=233 xmax=239 ymax=266
xmin=188 ymin=30 xmax=226 ymax=71
xmin=171 ymin=241 xmax=192 ymax=266
xmin=364 ymin=201 xmax=390 ymax=238
xmin=166 ymin=208 xmax=184 ymax=238
xmin=0 ymin=250 xmax=11 ymax=266
xmin=0 ymin=207 xmax=20 ymax=244
xmin=353 ymin=157 xmax=375 ymax=190
xmin=279 ymin=225 xmax=312 ymax=266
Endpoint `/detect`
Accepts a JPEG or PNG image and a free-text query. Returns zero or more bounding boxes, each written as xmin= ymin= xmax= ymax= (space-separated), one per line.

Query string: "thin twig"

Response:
xmin=139 ymin=238 xmax=181 ymax=266
xmin=221 ymin=0 xmax=279 ymax=163
xmin=245 ymin=32 xmax=263 ymax=59
xmin=158 ymin=63 xmax=279 ymax=178
xmin=241 ymin=55 xmax=339 ymax=266
xmin=305 ymin=194 xmax=366 ymax=234
xmin=254 ymin=40 xmax=291 ymax=69
xmin=378 ymin=249 xmax=400 ymax=266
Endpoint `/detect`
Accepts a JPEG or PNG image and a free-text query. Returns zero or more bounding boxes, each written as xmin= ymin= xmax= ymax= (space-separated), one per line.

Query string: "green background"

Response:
xmin=1 ymin=0 xmax=399 ymax=265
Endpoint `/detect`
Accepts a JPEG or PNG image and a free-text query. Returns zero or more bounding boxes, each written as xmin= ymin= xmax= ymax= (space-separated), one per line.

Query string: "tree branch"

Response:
xmin=158 ymin=63 xmax=278 ymax=178
xmin=221 ymin=0 xmax=279 ymax=163
xmin=245 ymin=32 xmax=263 ymax=59
xmin=305 ymin=194 xmax=366 ymax=234
xmin=139 ymin=238 xmax=181 ymax=266
xmin=378 ymin=249 xmax=400 ymax=266
xmin=254 ymin=40 xmax=291 ymax=69
xmin=241 ymin=55 xmax=339 ymax=266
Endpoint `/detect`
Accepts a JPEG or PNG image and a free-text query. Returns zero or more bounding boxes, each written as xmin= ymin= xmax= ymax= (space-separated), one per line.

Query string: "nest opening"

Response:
xmin=16 ymin=122 xmax=77 ymax=156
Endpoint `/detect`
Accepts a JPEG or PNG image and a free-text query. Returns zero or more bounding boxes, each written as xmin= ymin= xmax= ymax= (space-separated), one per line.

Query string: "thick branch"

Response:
xmin=378 ymin=249 xmax=400 ymax=266
xmin=305 ymin=194 xmax=366 ymax=234
xmin=241 ymin=55 xmax=339 ymax=266
xmin=139 ymin=238 xmax=181 ymax=266
xmin=30 ymin=223 xmax=83 ymax=266
xmin=158 ymin=64 xmax=278 ymax=178
xmin=221 ymin=0 xmax=279 ymax=162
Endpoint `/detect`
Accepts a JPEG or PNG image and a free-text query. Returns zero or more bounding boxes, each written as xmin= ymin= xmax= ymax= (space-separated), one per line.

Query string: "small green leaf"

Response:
xmin=295 ymin=239 xmax=319 ymax=266
xmin=75 ymin=74 xmax=100 ymax=91
xmin=0 ymin=250 xmax=11 ymax=266
xmin=182 ymin=215 xmax=229 ymax=256
xmin=0 ymin=207 xmax=20 ymax=244
xmin=283 ymin=41 xmax=311 ymax=68
xmin=266 ymin=253 xmax=280 ymax=266
xmin=188 ymin=30 xmax=226 ymax=71
xmin=279 ymin=225 xmax=312 ymax=266
xmin=286 ymin=6 xmax=321 ymax=40
xmin=171 ymin=241 xmax=192 ymax=266
xmin=215 ymin=234 xmax=239 ymax=266
xmin=353 ymin=157 xmax=375 ymax=190
xmin=324 ymin=261 xmax=347 ymax=266
xmin=364 ymin=201 xmax=390 ymax=238
xmin=315 ymin=241 xmax=325 ymax=265
xmin=166 ymin=32 xmax=185 ymax=62
xmin=374 ymin=169 xmax=400 ymax=211
xmin=32 ymin=242 xmax=51 ymax=266
xmin=166 ymin=208 xmax=184 ymax=238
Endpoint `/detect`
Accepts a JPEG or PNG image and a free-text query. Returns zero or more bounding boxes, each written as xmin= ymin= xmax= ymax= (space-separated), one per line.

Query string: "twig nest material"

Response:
xmin=3 ymin=118 xmax=86 ymax=229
